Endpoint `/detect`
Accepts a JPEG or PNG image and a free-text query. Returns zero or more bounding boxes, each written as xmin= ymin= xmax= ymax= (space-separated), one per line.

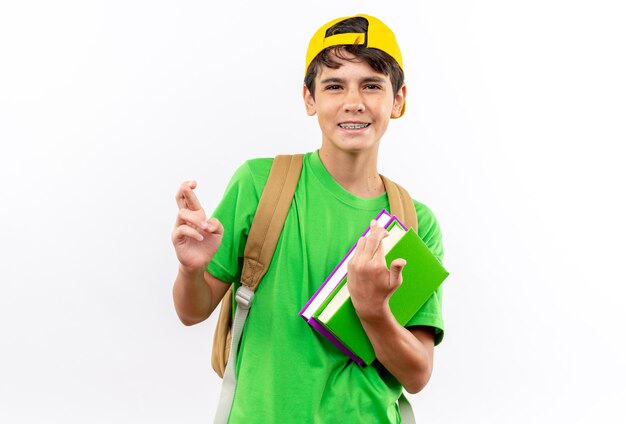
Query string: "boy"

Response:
xmin=172 ymin=14 xmax=444 ymax=423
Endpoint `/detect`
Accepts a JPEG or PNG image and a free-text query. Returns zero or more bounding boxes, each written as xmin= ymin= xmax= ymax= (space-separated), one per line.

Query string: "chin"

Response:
xmin=330 ymin=140 xmax=379 ymax=155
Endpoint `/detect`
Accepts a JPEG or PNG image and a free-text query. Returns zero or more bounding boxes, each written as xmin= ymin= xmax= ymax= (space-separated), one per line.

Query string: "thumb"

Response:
xmin=205 ymin=217 xmax=224 ymax=236
xmin=389 ymin=258 xmax=406 ymax=290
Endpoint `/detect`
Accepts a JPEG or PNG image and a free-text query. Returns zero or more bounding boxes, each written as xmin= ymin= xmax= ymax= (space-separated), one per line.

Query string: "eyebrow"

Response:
xmin=319 ymin=76 xmax=387 ymax=84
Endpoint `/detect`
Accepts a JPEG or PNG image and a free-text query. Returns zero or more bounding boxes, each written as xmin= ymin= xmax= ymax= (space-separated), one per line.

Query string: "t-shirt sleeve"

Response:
xmin=206 ymin=159 xmax=272 ymax=283
xmin=404 ymin=201 xmax=446 ymax=345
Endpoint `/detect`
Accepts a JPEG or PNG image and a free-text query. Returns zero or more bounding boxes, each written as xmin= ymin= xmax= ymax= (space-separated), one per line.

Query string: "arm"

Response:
xmin=173 ymin=268 xmax=230 ymax=326
xmin=359 ymin=311 xmax=434 ymax=394
xmin=171 ymin=181 xmax=230 ymax=326
xmin=347 ymin=220 xmax=435 ymax=394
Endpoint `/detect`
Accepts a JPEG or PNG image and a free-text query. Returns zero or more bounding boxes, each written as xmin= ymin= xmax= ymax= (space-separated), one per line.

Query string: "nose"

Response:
xmin=343 ymin=88 xmax=365 ymax=113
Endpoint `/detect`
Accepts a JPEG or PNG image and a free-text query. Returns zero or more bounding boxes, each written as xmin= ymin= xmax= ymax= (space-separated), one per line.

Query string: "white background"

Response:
xmin=1 ymin=1 xmax=625 ymax=423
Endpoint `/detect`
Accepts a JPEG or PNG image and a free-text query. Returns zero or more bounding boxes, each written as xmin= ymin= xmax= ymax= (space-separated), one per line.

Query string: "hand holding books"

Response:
xmin=347 ymin=219 xmax=407 ymax=323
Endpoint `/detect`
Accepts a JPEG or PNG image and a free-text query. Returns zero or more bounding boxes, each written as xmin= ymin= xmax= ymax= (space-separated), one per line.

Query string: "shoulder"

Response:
xmin=231 ymin=153 xmax=309 ymax=194
xmin=233 ymin=157 xmax=274 ymax=181
xmin=412 ymin=199 xmax=445 ymax=261
xmin=413 ymin=200 xmax=442 ymax=235
xmin=225 ymin=157 xmax=274 ymax=195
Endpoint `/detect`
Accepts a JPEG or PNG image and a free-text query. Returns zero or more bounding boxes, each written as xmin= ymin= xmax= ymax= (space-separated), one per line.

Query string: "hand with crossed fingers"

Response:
xmin=171 ymin=181 xmax=224 ymax=272
xmin=347 ymin=219 xmax=407 ymax=321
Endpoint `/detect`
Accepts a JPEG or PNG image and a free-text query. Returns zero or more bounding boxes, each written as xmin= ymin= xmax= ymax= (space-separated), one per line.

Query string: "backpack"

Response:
xmin=212 ymin=154 xmax=419 ymax=424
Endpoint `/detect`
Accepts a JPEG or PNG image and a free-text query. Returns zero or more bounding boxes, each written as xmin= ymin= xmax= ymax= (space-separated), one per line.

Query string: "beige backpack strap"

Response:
xmin=380 ymin=174 xmax=418 ymax=232
xmin=241 ymin=154 xmax=304 ymax=290
xmin=211 ymin=154 xmax=304 ymax=378
xmin=211 ymin=288 xmax=233 ymax=377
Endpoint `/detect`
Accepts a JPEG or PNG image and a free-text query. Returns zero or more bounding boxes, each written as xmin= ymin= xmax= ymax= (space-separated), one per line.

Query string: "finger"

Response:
xmin=363 ymin=221 xmax=388 ymax=258
xmin=182 ymin=183 xmax=203 ymax=211
xmin=176 ymin=181 xmax=203 ymax=211
xmin=175 ymin=188 xmax=185 ymax=209
xmin=175 ymin=181 xmax=196 ymax=209
xmin=349 ymin=236 xmax=367 ymax=268
xmin=177 ymin=208 xmax=208 ymax=230
xmin=389 ymin=258 xmax=407 ymax=290
xmin=173 ymin=224 xmax=204 ymax=242
xmin=205 ymin=217 xmax=224 ymax=236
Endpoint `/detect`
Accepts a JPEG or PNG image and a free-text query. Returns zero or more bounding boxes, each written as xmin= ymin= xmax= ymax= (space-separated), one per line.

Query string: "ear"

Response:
xmin=302 ymin=84 xmax=317 ymax=116
xmin=391 ymin=84 xmax=407 ymax=118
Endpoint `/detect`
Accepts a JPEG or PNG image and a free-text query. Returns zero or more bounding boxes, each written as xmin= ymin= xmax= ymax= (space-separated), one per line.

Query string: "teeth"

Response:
xmin=339 ymin=123 xmax=369 ymax=129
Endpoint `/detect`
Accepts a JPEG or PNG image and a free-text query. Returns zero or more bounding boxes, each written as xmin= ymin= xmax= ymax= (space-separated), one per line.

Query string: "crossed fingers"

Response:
xmin=354 ymin=220 xmax=389 ymax=261
xmin=176 ymin=180 xmax=202 ymax=211
xmin=174 ymin=181 xmax=216 ymax=241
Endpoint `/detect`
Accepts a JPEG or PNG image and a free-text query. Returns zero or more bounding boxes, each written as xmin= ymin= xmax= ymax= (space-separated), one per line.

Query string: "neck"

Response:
xmin=318 ymin=145 xmax=384 ymax=198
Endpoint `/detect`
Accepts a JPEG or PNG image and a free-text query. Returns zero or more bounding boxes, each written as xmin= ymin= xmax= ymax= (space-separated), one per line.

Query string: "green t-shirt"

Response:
xmin=208 ymin=151 xmax=444 ymax=424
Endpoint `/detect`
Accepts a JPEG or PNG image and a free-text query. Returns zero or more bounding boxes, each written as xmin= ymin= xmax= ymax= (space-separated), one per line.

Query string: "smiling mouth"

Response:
xmin=338 ymin=123 xmax=370 ymax=130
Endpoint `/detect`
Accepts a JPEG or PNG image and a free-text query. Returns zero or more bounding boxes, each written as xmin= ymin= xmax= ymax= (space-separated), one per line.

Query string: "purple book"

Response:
xmin=299 ymin=209 xmax=406 ymax=365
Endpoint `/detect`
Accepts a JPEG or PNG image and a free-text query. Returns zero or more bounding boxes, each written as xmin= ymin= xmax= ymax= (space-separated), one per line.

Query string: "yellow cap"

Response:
xmin=305 ymin=14 xmax=405 ymax=117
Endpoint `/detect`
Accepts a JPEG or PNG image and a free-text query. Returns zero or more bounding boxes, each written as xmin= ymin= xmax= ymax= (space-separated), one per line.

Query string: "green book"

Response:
xmin=312 ymin=220 xmax=449 ymax=365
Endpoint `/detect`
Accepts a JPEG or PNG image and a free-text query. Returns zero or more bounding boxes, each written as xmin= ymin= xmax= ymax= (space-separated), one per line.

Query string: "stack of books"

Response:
xmin=299 ymin=209 xmax=449 ymax=366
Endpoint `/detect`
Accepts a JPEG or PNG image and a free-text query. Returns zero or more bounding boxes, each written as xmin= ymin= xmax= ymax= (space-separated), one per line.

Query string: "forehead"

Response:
xmin=316 ymin=55 xmax=391 ymax=83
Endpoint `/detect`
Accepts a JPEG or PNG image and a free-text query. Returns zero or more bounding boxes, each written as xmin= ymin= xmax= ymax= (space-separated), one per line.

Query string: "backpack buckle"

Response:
xmin=235 ymin=285 xmax=255 ymax=310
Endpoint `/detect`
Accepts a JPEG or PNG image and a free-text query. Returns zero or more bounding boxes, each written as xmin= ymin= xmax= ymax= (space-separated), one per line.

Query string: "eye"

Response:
xmin=325 ymin=84 xmax=342 ymax=91
xmin=364 ymin=84 xmax=382 ymax=90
